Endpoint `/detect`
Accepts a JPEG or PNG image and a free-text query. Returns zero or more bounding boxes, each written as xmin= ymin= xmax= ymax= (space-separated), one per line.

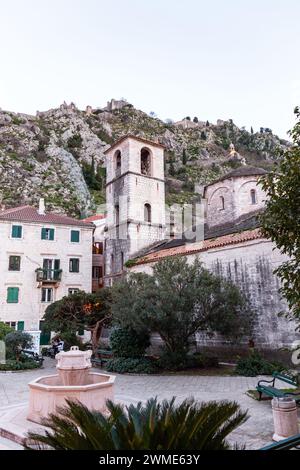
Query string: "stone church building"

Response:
xmin=104 ymin=135 xmax=299 ymax=351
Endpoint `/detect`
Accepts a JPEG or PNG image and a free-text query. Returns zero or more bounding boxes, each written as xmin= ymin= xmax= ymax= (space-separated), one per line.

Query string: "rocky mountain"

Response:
xmin=0 ymin=99 xmax=289 ymax=216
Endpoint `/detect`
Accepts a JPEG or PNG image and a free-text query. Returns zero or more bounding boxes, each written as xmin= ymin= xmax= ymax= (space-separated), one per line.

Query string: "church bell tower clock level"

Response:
xmin=104 ymin=135 xmax=166 ymax=284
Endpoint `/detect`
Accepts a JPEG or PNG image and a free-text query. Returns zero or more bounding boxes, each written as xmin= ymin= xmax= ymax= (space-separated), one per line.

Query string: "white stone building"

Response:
xmin=0 ymin=201 xmax=94 ymax=348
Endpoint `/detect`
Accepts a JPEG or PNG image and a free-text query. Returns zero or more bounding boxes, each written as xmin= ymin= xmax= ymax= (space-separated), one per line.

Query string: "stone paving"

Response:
xmin=0 ymin=358 xmax=298 ymax=450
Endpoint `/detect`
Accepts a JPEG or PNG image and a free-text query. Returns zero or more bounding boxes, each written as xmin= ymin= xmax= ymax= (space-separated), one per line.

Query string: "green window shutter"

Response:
xmin=71 ymin=230 xmax=80 ymax=243
xmin=7 ymin=287 xmax=19 ymax=303
xmin=41 ymin=228 xmax=54 ymax=240
xmin=12 ymin=225 xmax=22 ymax=238
xmin=17 ymin=321 xmax=24 ymax=331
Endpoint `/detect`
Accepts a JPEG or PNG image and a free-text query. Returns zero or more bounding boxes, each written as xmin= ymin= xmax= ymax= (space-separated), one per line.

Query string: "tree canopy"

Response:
xmin=260 ymin=107 xmax=300 ymax=324
xmin=111 ymin=257 xmax=253 ymax=357
xmin=44 ymin=289 xmax=111 ymax=352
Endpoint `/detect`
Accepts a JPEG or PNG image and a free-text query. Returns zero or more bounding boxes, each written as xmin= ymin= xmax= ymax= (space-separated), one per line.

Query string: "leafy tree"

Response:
xmin=193 ymin=116 xmax=199 ymax=123
xmin=44 ymin=290 xmax=111 ymax=353
xmin=0 ymin=322 xmax=13 ymax=341
xmin=26 ymin=397 xmax=248 ymax=450
xmin=206 ymin=120 xmax=210 ymax=127
xmin=82 ymin=158 xmax=104 ymax=191
xmin=200 ymin=131 xmax=207 ymax=140
xmin=182 ymin=149 xmax=187 ymax=165
xmin=185 ymin=116 xmax=191 ymax=121
xmin=260 ymin=107 xmax=300 ymax=324
xmin=251 ymin=126 xmax=254 ymax=134
xmin=5 ymin=331 xmax=33 ymax=361
xmin=111 ymin=257 xmax=252 ymax=359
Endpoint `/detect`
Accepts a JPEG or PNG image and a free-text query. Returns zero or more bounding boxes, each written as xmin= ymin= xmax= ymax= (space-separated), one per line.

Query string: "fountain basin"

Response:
xmin=27 ymin=372 xmax=115 ymax=424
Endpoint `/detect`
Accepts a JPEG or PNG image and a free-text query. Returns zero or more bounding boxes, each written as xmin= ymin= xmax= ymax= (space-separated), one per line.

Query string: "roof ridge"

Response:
xmin=133 ymin=228 xmax=263 ymax=266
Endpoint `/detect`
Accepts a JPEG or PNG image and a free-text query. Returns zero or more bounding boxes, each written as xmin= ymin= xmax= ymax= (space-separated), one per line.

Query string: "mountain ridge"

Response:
xmin=0 ymin=99 xmax=289 ymax=216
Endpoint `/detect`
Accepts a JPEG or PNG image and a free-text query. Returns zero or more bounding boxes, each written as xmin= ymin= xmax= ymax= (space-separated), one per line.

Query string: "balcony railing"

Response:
xmin=36 ymin=268 xmax=62 ymax=283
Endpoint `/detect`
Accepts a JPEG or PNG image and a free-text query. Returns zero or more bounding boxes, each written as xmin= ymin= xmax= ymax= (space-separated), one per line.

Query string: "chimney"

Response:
xmin=38 ymin=198 xmax=45 ymax=215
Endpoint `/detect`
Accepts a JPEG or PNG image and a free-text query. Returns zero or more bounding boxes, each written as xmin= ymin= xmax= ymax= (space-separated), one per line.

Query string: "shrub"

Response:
xmin=0 ymin=322 xmax=13 ymax=341
xmin=157 ymin=350 xmax=219 ymax=371
xmin=67 ymin=134 xmax=83 ymax=149
xmin=0 ymin=359 xmax=40 ymax=371
xmin=27 ymin=397 xmax=248 ymax=450
xmin=235 ymin=351 xmax=285 ymax=377
xmin=110 ymin=328 xmax=150 ymax=359
xmin=158 ymin=350 xmax=189 ymax=371
xmin=105 ymin=357 xmax=158 ymax=374
xmin=5 ymin=331 xmax=33 ymax=360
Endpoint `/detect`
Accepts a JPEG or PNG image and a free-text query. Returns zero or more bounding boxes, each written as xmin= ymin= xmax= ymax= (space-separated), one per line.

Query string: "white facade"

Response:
xmin=0 ymin=211 xmax=93 ymax=339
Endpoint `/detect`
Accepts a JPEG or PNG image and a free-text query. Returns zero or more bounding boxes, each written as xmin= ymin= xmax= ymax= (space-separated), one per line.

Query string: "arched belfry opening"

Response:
xmin=115 ymin=150 xmax=121 ymax=173
xmin=141 ymin=148 xmax=151 ymax=176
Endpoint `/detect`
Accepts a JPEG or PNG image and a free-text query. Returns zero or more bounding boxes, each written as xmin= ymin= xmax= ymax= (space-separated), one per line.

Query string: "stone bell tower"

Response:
xmin=104 ymin=135 xmax=166 ymax=285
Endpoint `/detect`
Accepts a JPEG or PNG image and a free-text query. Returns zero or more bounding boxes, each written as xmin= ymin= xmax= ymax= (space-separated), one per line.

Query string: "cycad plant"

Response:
xmin=26 ymin=397 xmax=248 ymax=450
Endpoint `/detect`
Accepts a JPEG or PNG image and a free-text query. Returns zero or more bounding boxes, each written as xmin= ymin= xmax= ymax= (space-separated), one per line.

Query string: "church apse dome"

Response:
xmin=203 ymin=166 xmax=268 ymax=229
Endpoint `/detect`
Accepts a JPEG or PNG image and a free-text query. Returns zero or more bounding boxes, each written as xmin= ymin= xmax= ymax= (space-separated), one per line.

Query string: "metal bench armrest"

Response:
xmin=258 ymin=378 xmax=275 ymax=387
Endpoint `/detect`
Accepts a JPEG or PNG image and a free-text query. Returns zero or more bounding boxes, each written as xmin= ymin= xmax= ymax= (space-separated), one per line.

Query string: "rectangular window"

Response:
xmin=11 ymin=225 xmax=22 ymax=239
xmin=17 ymin=321 xmax=24 ymax=331
xmin=92 ymin=266 xmax=102 ymax=279
xmin=8 ymin=255 xmax=21 ymax=271
xmin=5 ymin=321 xmax=16 ymax=329
xmin=41 ymin=228 xmax=55 ymax=241
xmin=70 ymin=230 xmax=80 ymax=243
xmin=68 ymin=288 xmax=79 ymax=295
xmin=7 ymin=287 xmax=19 ymax=303
xmin=41 ymin=288 xmax=53 ymax=303
xmin=69 ymin=258 xmax=80 ymax=273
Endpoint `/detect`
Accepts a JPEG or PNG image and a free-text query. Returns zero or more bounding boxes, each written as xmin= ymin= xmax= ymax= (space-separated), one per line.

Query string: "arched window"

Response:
xmin=220 ymin=196 xmax=225 ymax=210
xmin=250 ymin=189 xmax=257 ymax=205
xmin=141 ymin=148 xmax=151 ymax=176
xmin=115 ymin=150 xmax=121 ymax=173
xmin=144 ymin=203 xmax=152 ymax=223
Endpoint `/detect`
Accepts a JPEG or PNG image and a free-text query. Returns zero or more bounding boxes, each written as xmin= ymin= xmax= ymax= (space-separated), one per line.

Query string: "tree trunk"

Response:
xmin=91 ymin=321 xmax=104 ymax=354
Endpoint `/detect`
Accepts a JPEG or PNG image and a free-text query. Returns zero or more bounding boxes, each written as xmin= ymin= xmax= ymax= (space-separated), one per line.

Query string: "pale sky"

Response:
xmin=1 ymin=0 xmax=299 ymax=138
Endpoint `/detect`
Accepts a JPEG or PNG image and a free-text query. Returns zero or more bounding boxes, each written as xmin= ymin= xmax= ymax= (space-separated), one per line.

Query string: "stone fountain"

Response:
xmin=27 ymin=346 xmax=115 ymax=424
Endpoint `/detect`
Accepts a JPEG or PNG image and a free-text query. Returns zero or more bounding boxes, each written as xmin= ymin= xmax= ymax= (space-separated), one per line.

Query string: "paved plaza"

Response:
xmin=0 ymin=358 xmax=298 ymax=450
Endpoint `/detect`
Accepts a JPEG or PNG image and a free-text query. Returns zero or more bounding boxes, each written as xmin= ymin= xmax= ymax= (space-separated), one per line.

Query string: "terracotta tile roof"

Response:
xmin=0 ymin=206 xmax=94 ymax=228
xmin=104 ymin=134 xmax=165 ymax=154
xmin=132 ymin=228 xmax=263 ymax=266
xmin=204 ymin=166 xmax=268 ymax=188
xmin=82 ymin=214 xmax=105 ymax=222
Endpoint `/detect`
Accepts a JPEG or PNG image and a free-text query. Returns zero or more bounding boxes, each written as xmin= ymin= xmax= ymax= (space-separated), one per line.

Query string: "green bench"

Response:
xmin=91 ymin=349 xmax=113 ymax=368
xmin=256 ymin=371 xmax=300 ymax=403
xmin=260 ymin=432 xmax=300 ymax=450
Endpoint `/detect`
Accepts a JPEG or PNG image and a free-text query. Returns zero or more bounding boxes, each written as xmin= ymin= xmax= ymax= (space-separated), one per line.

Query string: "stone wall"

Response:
xmin=130 ymin=238 xmax=300 ymax=350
